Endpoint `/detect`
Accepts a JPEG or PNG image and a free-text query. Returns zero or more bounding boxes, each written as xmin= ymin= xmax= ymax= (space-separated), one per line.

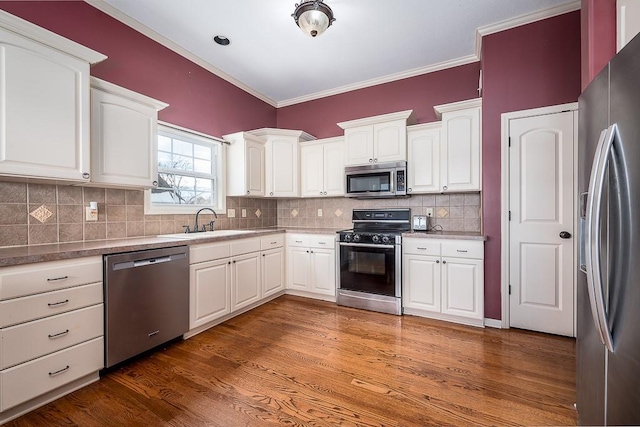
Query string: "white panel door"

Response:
xmin=231 ymin=252 xmax=261 ymax=311
xmin=323 ymin=142 xmax=345 ymax=196
xmin=300 ymin=144 xmax=324 ymax=197
xmin=441 ymin=258 xmax=483 ymax=319
xmin=246 ymin=140 xmax=265 ymax=196
xmin=262 ymin=248 xmax=284 ymax=297
xmin=267 ymin=138 xmax=297 ymax=197
xmin=509 ymin=111 xmax=575 ymax=336
xmin=373 ymin=119 xmax=407 ymax=163
xmin=403 ymin=254 xmax=441 ymax=312
xmin=344 ymin=126 xmax=374 ymax=166
xmin=286 ymin=247 xmax=310 ymax=291
xmin=407 ymin=127 xmax=441 ymax=193
xmin=189 ymin=258 xmax=231 ymax=329
xmin=310 ymin=249 xmax=335 ymax=296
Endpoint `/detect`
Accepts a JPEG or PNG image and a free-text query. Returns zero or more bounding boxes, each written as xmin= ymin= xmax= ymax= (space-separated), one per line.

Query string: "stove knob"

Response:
xmin=353 ymin=234 xmax=361 ymax=243
xmin=344 ymin=234 xmax=352 ymax=242
xmin=382 ymin=235 xmax=391 ymax=244
xmin=372 ymin=235 xmax=380 ymax=243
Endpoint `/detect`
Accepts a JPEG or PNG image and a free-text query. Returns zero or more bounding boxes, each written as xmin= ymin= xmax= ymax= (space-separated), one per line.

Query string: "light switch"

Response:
xmin=241 ymin=209 xmax=247 ymax=218
xmin=317 ymin=209 xmax=323 ymax=217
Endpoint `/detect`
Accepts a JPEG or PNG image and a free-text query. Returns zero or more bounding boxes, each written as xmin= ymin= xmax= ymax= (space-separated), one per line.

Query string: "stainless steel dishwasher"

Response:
xmin=104 ymin=246 xmax=189 ymax=368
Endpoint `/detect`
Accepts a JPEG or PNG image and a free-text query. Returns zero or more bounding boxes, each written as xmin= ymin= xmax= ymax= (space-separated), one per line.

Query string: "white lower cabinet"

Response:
xmin=403 ymin=238 xmax=484 ymax=327
xmin=286 ymin=234 xmax=336 ymax=300
xmin=262 ymin=247 xmax=284 ymax=298
xmin=189 ymin=257 xmax=231 ymax=329
xmin=231 ymin=252 xmax=261 ymax=312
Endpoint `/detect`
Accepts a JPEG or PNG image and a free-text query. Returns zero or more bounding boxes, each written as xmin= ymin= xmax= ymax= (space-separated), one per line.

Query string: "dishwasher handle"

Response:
xmin=112 ymin=252 xmax=187 ymax=271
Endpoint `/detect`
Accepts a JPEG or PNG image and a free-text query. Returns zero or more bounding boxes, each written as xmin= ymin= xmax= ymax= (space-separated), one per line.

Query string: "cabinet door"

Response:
xmin=262 ymin=247 xmax=284 ymax=297
xmin=441 ymin=257 xmax=484 ymax=320
xmin=344 ymin=125 xmax=374 ymax=166
xmin=246 ymin=139 xmax=265 ymax=196
xmin=407 ymin=127 xmax=441 ymax=194
xmin=373 ymin=119 xmax=407 ymax=163
xmin=440 ymin=107 xmax=481 ymax=192
xmin=300 ymin=144 xmax=324 ymax=197
xmin=189 ymin=258 xmax=231 ymax=329
xmin=287 ymin=247 xmax=311 ymax=291
xmin=90 ymin=89 xmax=158 ymax=188
xmin=403 ymin=254 xmax=441 ymax=312
xmin=266 ymin=137 xmax=298 ymax=197
xmin=323 ymin=142 xmax=345 ymax=196
xmin=310 ymin=249 xmax=336 ymax=296
xmin=0 ymin=30 xmax=91 ymax=182
xmin=231 ymin=252 xmax=261 ymax=311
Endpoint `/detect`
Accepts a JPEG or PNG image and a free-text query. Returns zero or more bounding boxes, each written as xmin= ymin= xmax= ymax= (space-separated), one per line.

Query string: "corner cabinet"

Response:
xmin=89 ymin=78 xmax=168 ymax=189
xmin=223 ymin=132 xmax=266 ymax=197
xmin=0 ymin=10 xmax=106 ymax=182
xmin=338 ymin=110 xmax=416 ymax=166
xmin=434 ymin=98 xmax=482 ymax=192
xmin=300 ymin=137 xmax=345 ymax=197
xmin=403 ymin=237 xmax=484 ymax=327
xmin=249 ymin=128 xmax=315 ymax=197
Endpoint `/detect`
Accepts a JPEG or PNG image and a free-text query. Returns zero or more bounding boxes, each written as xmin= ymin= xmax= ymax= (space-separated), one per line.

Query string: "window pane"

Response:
xmin=173 ymin=139 xmax=192 ymax=156
xmin=158 ymin=135 xmax=172 ymax=152
xmin=150 ymin=187 xmax=180 ymax=204
xmin=194 ymin=191 xmax=213 ymax=205
xmin=172 ymin=154 xmax=193 ymax=171
xmin=195 ymin=178 xmax=212 ymax=192
xmin=194 ymin=159 xmax=211 ymax=174
xmin=158 ymin=151 xmax=172 ymax=168
xmin=194 ymin=144 xmax=211 ymax=161
xmin=177 ymin=175 xmax=195 ymax=191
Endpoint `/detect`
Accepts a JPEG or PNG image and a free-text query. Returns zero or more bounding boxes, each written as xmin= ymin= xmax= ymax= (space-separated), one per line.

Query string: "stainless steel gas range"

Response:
xmin=336 ymin=208 xmax=411 ymax=315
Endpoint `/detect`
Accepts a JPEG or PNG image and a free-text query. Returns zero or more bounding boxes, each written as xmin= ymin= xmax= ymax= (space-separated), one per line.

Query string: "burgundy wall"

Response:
xmin=0 ymin=1 xmax=276 ymax=137
xmin=276 ymin=63 xmax=481 ymax=138
xmin=580 ymin=0 xmax=616 ymax=90
xmin=481 ymin=11 xmax=581 ymax=319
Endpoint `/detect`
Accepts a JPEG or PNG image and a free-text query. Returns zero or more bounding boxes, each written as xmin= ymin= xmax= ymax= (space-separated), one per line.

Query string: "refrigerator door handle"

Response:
xmin=586 ymin=124 xmax=617 ymax=353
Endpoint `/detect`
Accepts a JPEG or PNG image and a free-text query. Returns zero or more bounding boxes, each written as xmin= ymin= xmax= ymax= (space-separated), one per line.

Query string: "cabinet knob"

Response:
xmin=369 ymin=159 xmax=373 ymax=163
xmin=559 ymin=231 xmax=572 ymax=239
xmin=323 ymin=191 xmax=327 ymax=195
xmin=228 ymin=261 xmax=231 ymax=264
xmin=436 ymin=260 xmax=440 ymax=264
xmin=262 ymin=254 xmax=265 ymax=257
xmin=442 ymin=260 xmax=447 ymax=264
xmin=82 ymin=172 xmax=90 ymax=179
xmin=152 ymin=180 xmax=158 ymax=186
xmin=320 ymin=191 xmax=323 ymax=195
xmin=270 ymin=192 xmax=273 ymax=196
xmin=310 ymin=250 xmax=314 ymax=254
xmin=247 ymin=190 xmax=250 ymax=195
xmin=233 ymin=260 xmax=236 ymax=263
xmin=442 ymin=185 xmax=448 ymax=191
xmin=408 ymin=188 xmax=412 ymax=193
xmin=374 ymin=158 xmax=378 ymax=163
xmin=306 ymin=250 xmax=309 ymax=253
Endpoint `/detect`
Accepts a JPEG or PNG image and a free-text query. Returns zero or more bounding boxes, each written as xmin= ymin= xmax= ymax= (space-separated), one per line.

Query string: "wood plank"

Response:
xmin=6 ymin=295 xmax=577 ymax=426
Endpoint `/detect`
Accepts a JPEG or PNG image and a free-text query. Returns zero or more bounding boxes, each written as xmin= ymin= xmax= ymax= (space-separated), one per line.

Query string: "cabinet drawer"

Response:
xmin=0 ymin=304 xmax=103 ymax=369
xmin=230 ymin=238 xmax=261 ymax=256
xmin=190 ymin=242 xmax=230 ymax=264
xmin=0 ymin=282 xmax=103 ymax=328
xmin=287 ymin=234 xmax=309 ymax=247
xmin=0 ymin=257 xmax=102 ymax=300
xmin=403 ymin=239 xmax=441 ymax=256
xmin=441 ymin=241 xmax=484 ymax=259
xmin=260 ymin=234 xmax=284 ymax=250
xmin=0 ymin=337 xmax=103 ymax=412
xmin=308 ymin=235 xmax=335 ymax=249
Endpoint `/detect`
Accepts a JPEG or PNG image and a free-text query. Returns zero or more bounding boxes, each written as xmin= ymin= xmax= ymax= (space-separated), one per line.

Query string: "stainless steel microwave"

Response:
xmin=345 ymin=161 xmax=407 ymax=198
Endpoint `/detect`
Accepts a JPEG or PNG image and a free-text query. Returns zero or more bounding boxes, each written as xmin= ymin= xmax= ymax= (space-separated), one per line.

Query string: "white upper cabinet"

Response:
xmin=617 ymin=0 xmax=640 ymax=52
xmin=434 ymin=98 xmax=482 ymax=192
xmin=249 ymin=128 xmax=315 ymax=197
xmin=90 ymin=78 xmax=168 ymax=189
xmin=338 ymin=110 xmax=416 ymax=166
xmin=0 ymin=10 xmax=106 ymax=182
xmin=223 ymin=132 xmax=265 ymax=197
xmin=407 ymin=122 xmax=441 ymax=194
xmin=300 ymin=137 xmax=345 ymax=197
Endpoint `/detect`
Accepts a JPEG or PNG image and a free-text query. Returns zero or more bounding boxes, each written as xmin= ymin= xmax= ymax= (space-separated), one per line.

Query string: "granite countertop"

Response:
xmin=0 ymin=228 xmax=342 ymax=267
xmin=402 ymin=231 xmax=486 ymax=241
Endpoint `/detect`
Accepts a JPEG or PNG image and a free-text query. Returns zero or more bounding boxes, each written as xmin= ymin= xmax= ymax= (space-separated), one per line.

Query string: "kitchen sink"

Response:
xmin=157 ymin=230 xmax=256 ymax=240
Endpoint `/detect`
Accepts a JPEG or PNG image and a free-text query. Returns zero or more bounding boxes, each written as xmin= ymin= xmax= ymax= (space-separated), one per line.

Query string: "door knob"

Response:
xmin=559 ymin=231 xmax=572 ymax=239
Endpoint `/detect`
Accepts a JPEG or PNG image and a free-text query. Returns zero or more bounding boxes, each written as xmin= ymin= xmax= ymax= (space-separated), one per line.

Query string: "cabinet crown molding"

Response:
xmin=0 ymin=9 xmax=107 ymax=64
xmin=407 ymin=121 xmax=442 ymax=132
xmin=90 ymin=77 xmax=169 ymax=110
xmin=247 ymin=128 xmax=316 ymax=142
xmin=433 ymin=98 xmax=482 ymax=119
xmin=337 ymin=110 xmax=416 ymax=130
xmin=222 ymin=132 xmax=266 ymax=145
xmin=299 ymin=136 xmax=345 ymax=147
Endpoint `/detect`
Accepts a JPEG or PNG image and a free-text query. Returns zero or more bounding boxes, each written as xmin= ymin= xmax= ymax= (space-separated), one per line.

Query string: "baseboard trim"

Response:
xmin=484 ymin=318 xmax=503 ymax=329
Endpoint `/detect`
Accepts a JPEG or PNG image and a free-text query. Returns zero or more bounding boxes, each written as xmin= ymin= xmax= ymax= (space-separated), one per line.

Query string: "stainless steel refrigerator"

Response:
xmin=577 ymin=33 xmax=640 ymax=426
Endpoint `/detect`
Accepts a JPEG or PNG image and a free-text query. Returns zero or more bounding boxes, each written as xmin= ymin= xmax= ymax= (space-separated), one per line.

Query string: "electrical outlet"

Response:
xmin=317 ymin=208 xmax=323 ymax=217
xmin=241 ymin=209 xmax=247 ymax=218
xmin=425 ymin=208 xmax=434 ymax=217
xmin=85 ymin=207 xmax=98 ymax=221
xmin=227 ymin=208 xmax=236 ymax=218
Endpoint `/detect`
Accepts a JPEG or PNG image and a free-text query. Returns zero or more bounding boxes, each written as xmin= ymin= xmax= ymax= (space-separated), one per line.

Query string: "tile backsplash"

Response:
xmin=0 ymin=181 xmax=480 ymax=247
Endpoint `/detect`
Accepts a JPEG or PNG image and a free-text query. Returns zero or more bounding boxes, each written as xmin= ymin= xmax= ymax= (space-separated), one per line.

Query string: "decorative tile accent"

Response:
xmin=437 ymin=207 xmax=449 ymax=218
xmin=291 ymin=209 xmax=299 ymax=218
xmin=255 ymin=209 xmax=262 ymax=218
xmin=334 ymin=208 xmax=343 ymax=217
xmin=30 ymin=205 xmax=54 ymax=223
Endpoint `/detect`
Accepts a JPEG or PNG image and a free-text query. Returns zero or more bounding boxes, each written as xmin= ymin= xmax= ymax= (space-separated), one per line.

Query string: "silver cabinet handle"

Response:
xmin=369 ymin=159 xmax=373 ymax=163
xmin=374 ymin=158 xmax=378 ymax=163
xmin=408 ymin=188 xmax=412 ymax=192
xmin=295 ymin=240 xmax=303 ymax=243
xmin=320 ymin=192 xmax=323 ymax=195
xmin=49 ymin=365 xmax=70 ymax=376
xmin=442 ymin=185 xmax=448 ymax=191
xmin=417 ymin=247 xmax=427 ymax=250
xmin=270 ymin=192 xmax=273 ymax=196
xmin=271 ymin=241 xmax=278 ymax=245
xmin=456 ymin=250 xmax=468 ymax=253
xmin=323 ymin=191 xmax=327 ymax=195
xmin=47 ymin=276 xmax=68 ymax=282
xmin=48 ymin=299 xmax=69 ymax=307
xmin=318 ymin=242 xmax=326 ymax=245
xmin=153 ymin=180 xmax=158 ymax=186
xmin=586 ymin=125 xmax=617 ymax=353
xmin=82 ymin=172 xmax=90 ymax=179
xmin=48 ymin=329 xmax=69 ymax=339
xmin=247 ymin=190 xmax=250 ymax=194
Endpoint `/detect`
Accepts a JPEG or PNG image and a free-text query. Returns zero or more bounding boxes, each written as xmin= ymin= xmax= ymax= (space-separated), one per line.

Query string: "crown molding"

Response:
xmin=299 ymin=135 xmax=344 ymax=147
xmin=84 ymin=0 xmax=278 ymax=107
xmin=248 ymin=128 xmax=316 ymax=141
xmin=277 ymin=55 xmax=479 ymax=108
xmin=434 ymin=98 xmax=482 ymax=118
xmin=337 ymin=110 xmax=416 ymax=130
xmin=91 ymin=77 xmax=169 ymax=110
xmin=475 ymin=0 xmax=581 ymax=58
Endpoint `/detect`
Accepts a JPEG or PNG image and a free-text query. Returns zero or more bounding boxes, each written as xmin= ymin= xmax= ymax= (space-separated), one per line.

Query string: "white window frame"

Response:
xmin=145 ymin=122 xmax=227 ymax=215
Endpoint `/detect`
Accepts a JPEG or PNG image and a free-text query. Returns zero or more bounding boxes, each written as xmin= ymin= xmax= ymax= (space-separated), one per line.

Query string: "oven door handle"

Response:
xmin=339 ymin=242 xmax=395 ymax=249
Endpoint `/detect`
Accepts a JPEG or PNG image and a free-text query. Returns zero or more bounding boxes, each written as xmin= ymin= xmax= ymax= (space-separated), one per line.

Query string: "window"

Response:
xmin=145 ymin=123 xmax=226 ymax=214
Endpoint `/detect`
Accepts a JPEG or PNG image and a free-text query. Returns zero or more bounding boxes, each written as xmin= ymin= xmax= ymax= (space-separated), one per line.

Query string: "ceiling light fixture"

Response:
xmin=292 ymin=0 xmax=336 ymax=38
xmin=213 ymin=35 xmax=230 ymax=46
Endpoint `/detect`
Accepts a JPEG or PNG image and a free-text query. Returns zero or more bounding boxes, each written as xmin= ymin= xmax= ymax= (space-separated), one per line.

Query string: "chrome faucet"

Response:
xmin=193 ymin=208 xmax=218 ymax=233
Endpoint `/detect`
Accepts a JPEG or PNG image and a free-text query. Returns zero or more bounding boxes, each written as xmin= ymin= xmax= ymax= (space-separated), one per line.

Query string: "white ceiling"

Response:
xmin=94 ymin=0 xmax=578 ymax=107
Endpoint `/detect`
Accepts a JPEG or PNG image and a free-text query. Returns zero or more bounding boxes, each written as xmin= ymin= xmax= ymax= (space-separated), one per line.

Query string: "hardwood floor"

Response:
xmin=8 ymin=295 xmax=577 ymax=426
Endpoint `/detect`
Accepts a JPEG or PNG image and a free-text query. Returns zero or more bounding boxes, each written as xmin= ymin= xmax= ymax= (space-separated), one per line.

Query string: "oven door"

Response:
xmin=338 ymin=243 xmax=400 ymax=297
xmin=345 ymin=169 xmax=395 ymax=197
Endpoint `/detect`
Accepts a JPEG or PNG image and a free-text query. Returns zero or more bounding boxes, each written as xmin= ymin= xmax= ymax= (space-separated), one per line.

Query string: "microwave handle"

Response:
xmin=390 ymin=170 xmax=395 ymax=194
